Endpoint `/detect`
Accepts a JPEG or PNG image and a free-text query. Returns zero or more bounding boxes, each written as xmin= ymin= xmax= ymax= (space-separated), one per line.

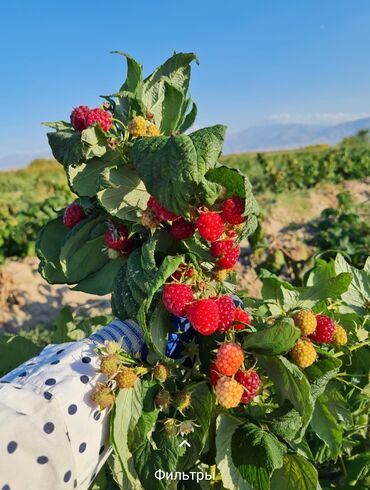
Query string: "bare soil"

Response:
xmin=1 ymin=178 xmax=369 ymax=331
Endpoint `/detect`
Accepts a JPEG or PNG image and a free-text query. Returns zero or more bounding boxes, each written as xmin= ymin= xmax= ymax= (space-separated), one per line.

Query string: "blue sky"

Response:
xmin=1 ymin=0 xmax=370 ymax=167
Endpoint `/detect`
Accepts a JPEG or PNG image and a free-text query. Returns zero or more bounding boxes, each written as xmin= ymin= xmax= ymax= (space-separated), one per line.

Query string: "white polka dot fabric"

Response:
xmin=0 ymin=320 xmax=144 ymax=490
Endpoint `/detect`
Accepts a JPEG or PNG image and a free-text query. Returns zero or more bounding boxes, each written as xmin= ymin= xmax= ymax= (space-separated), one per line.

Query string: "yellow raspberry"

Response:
xmin=333 ymin=324 xmax=348 ymax=346
xmin=100 ymin=354 xmax=120 ymax=377
xmin=293 ymin=310 xmax=317 ymax=336
xmin=115 ymin=368 xmax=138 ymax=389
xmin=215 ymin=377 xmax=243 ymax=408
xmin=146 ymin=123 xmax=160 ymax=137
xmin=213 ymin=269 xmax=228 ymax=282
xmin=290 ymin=338 xmax=317 ymax=368
xmin=91 ymin=384 xmax=115 ymax=410
xmin=128 ymin=116 xmax=147 ymax=137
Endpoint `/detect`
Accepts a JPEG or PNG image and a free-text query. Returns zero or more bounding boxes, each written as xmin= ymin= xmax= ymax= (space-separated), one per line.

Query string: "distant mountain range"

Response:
xmin=223 ymin=117 xmax=370 ymax=154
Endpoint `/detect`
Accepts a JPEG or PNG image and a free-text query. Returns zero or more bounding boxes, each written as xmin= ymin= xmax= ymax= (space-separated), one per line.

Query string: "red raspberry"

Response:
xmin=221 ymin=196 xmax=245 ymax=225
xmin=196 ymin=212 xmax=224 ymax=242
xmin=209 ymin=361 xmax=220 ymax=386
xmin=310 ymin=315 xmax=335 ymax=343
xmin=148 ymin=196 xmax=178 ymax=221
xmin=104 ymin=224 xmax=133 ymax=254
xmin=235 ymin=369 xmax=261 ymax=404
xmin=210 ymin=239 xmax=240 ymax=269
xmin=170 ymin=218 xmax=196 ymax=240
xmin=186 ymin=299 xmax=219 ymax=335
xmin=85 ymin=108 xmax=112 ymax=132
xmin=233 ymin=308 xmax=252 ymax=331
xmin=163 ymin=283 xmax=194 ymax=317
xmin=63 ymin=202 xmax=86 ymax=228
xmin=70 ymin=105 xmax=90 ymax=132
xmin=216 ymin=296 xmax=236 ymax=333
xmin=215 ymin=342 xmax=244 ymax=376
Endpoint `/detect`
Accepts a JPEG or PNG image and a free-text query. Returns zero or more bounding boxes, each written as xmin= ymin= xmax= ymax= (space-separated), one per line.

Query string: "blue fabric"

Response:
xmin=165 ymin=315 xmax=195 ymax=359
xmin=89 ymin=320 xmax=147 ymax=359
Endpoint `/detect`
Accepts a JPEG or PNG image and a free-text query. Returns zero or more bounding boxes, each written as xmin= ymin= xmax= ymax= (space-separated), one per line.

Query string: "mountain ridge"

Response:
xmin=223 ymin=117 xmax=370 ymax=154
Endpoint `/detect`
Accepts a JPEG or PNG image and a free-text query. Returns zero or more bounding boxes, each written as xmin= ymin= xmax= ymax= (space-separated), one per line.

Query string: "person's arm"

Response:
xmin=0 ymin=320 xmax=144 ymax=490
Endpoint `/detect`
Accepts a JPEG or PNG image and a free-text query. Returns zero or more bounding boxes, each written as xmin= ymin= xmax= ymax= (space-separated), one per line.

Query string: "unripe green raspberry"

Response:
xmin=173 ymin=391 xmax=192 ymax=412
xmin=108 ymin=248 xmax=121 ymax=260
xmin=155 ymin=390 xmax=171 ymax=409
xmin=162 ymin=418 xmax=179 ymax=437
xmin=128 ymin=116 xmax=147 ymax=137
xmin=333 ymin=324 xmax=348 ymax=346
xmin=293 ymin=310 xmax=317 ymax=336
xmin=153 ymin=363 xmax=170 ymax=383
xmin=215 ymin=377 xmax=243 ymax=408
xmin=213 ymin=268 xmax=228 ymax=282
xmin=290 ymin=338 xmax=317 ymax=368
xmin=91 ymin=384 xmax=115 ymax=410
xmin=100 ymin=354 xmax=120 ymax=377
xmin=115 ymin=368 xmax=138 ymax=389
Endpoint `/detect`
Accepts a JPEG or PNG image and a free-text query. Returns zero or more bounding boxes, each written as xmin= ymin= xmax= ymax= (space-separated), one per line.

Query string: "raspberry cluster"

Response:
xmin=290 ymin=310 xmax=348 ymax=369
xmin=70 ymin=105 xmax=112 ymax=133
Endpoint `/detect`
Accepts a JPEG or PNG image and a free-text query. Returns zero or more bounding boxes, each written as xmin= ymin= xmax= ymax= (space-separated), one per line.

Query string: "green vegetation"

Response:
xmin=0 ymin=159 xmax=73 ymax=262
xmin=221 ymin=141 xmax=370 ymax=193
xmin=309 ymin=191 xmax=370 ymax=268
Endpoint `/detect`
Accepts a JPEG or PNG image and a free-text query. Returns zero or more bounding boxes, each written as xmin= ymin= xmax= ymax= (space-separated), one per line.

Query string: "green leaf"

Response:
xmin=334 ymin=254 xmax=370 ymax=314
xmin=268 ymin=409 xmax=303 ymax=442
xmin=142 ymin=52 xmax=198 ymax=127
xmin=298 ymin=271 xmax=352 ymax=308
xmin=178 ymin=101 xmax=197 ymax=133
xmin=81 ymin=125 xmax=107 ymax=160
xmin=310 ymin=391 xmax=343 ymax=458
xmin=160 ymin=82 xmax=184 ymax=134
xmin=111 ymin=381 xmax=143 ymax=490
xmin=243 ymin=321 xmax=300 ymax=355
xmin=42 ymin=120 xmax=72 ymax=130
xmin=0 ymin=336 xmax=42 ymax=376
xmin=67 ymin=151 xmax=123 ymax=197
xmin=126 ymin=380 xmax=184 ymax=490
xmin=97 ymin=165 xmax=150 ymax=221
xmin=346 ymin=453 xmax=370 ymax=485
xmin=112 ymin=263 xmax=141 ymax=320
xmin=305 ymin=357 xmax=342 ymax=402
xmin=206 ymin=165 xmax=247 ymax=198
xmin=72 ymin=256 xmax=127 ymax=295
xmin=215 ymin=415 xmax=254 ymax=490
xmin=36 ymin=215 xmax=68 ymax=284
xmin=131 ymin=125 xmax=226 ymax=216
xmin=47 ymin=130 xmax=82 ymax=167
xmin=231 ymin=423 xmax=285 ymax=490
xmin=256 ymin=355 xmax=314 ymax=441
xmin=114 ymin=51 xmax=143 ymax=94
xmin=270 ymin=454 xmax=318 ymax=490
xmin=148 ymin=302 xmax=171 ymax=357
xmin=59 ymin=213 xmax=108 ymax=283
xmin=261 ymin=276 xmax=298 ymax=314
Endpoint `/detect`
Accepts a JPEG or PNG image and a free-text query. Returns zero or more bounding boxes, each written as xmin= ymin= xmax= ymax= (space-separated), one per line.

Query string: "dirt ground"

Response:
xmin=1 ymin=178 xmax=369 ymax=332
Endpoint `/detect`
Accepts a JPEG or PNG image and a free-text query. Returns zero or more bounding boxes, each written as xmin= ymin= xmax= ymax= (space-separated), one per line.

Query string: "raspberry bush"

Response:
xmin=34 ymin=52 xmax=370 ymax=489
